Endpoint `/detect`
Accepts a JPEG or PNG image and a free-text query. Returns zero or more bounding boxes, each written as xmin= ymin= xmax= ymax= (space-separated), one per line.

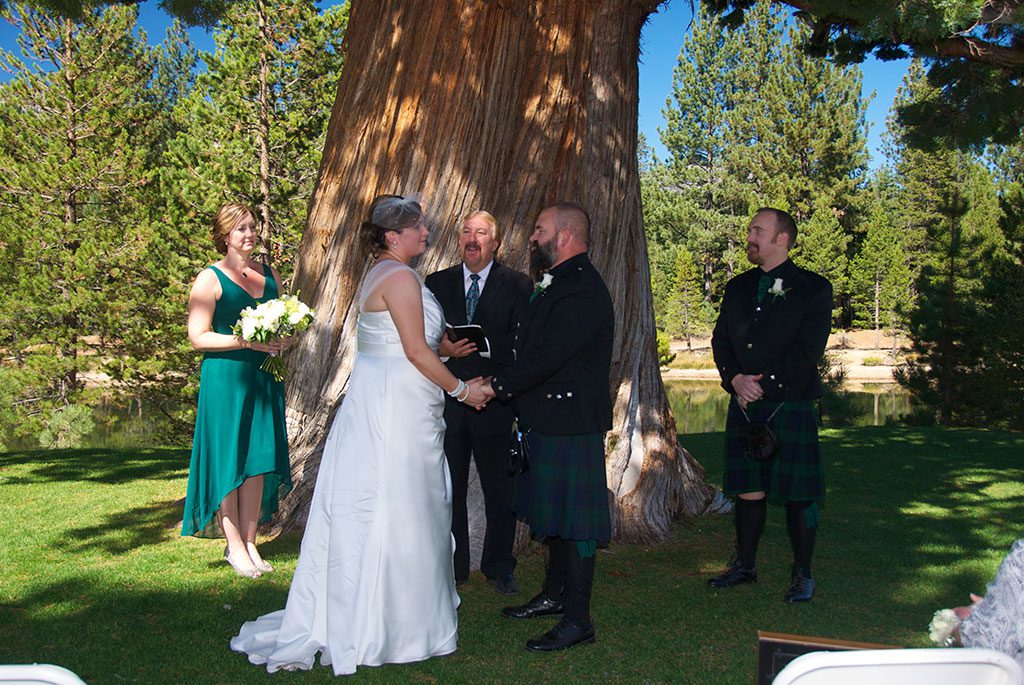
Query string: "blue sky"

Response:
xmin=1 ymin=1 xmax=908 ymax=168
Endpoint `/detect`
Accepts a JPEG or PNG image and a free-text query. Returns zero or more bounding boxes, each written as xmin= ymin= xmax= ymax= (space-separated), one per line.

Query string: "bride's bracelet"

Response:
xmin=447 ymin=379 xmax=467 ymax=399
xmin=456 ymin=384 xmax=472 ymax=403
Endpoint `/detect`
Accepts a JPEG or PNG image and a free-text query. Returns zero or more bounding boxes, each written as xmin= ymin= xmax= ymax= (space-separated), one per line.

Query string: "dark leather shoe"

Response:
xmin=488 ymin=573 xmax=520 ymax=595
xmin=784 ymin=570 xmax=815 ymax=603
xmin=708 ymin=560 xmax=757 ymax=588
xmin=525 ymin=618 xmax=596 ymax=652
xmin=501 ymin=593 xmax=564 ymax=619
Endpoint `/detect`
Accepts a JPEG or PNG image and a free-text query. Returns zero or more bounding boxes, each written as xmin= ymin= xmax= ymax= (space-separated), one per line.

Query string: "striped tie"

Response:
xmin=756 ymin=274 xmax=771 ymax=302
xmin=466 ymin=274 xmax=480 ymax=322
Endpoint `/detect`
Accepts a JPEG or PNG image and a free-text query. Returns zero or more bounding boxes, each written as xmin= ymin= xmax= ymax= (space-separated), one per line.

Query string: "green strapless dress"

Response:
xmin=181 ymin=264 xmax=292 ymax=537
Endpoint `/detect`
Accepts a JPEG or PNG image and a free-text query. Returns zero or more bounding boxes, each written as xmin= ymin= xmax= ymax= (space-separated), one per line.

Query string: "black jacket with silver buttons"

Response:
xmin=490 ymin=253 xmax=614 ymax=435
xmin=711 ymin=259 xmax=832 ymax=402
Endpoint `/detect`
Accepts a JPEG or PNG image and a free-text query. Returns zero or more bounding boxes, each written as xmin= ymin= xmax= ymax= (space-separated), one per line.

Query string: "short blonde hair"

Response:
xmin=462 ymin=209 xmax=500 ymax=242
xmin=212 ymin=203 xmax=256 ymax=255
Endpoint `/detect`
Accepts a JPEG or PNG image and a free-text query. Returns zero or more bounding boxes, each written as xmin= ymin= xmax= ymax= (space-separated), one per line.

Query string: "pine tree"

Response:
xmin=892 ymin=62 xmax=1006 ymax=426
xmin=849 ymin=172 xmax=914 ymax=352
xmin=160 ymin=0 xmax=348 ymax=277
xmin=659 ymin=1 xmax=746 ymax=304
xmin=791 ymin=197 xmax=849 ymax=324
xmin=0 ymin=4 xmax=160 ymax=440
xmin=665 ymin=244 xmax=707 ymax=348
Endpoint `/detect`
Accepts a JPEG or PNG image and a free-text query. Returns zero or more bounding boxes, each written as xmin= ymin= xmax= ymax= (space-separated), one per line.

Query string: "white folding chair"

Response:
xmin=772 ymin=648 xmax=1022 ymax=685
xmin=0 ymin=664 xmax=86 ymax=685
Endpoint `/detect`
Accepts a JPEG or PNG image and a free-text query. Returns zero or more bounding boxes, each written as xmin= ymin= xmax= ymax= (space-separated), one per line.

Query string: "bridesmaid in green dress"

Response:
xmin=182 ymin=203 xmax=293 ymax=579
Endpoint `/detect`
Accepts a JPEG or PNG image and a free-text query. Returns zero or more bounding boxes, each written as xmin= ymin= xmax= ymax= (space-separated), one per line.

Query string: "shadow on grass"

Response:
xmin=55 ymin=498 xmax=185 ymax=555
xmin=2 ymin=427 xmax=1022 ymax=684
xmin=0 ymin=447 xmax=188 ymax=485
xmin=680 ymin=426 xmax=1024 ymax=648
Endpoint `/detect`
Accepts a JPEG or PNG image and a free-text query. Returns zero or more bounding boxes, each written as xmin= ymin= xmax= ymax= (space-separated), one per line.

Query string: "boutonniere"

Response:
xmin=768 ymin=277 xmax=791 ymax=300
xmin=530 ymin=273 xmax=553 ymax=302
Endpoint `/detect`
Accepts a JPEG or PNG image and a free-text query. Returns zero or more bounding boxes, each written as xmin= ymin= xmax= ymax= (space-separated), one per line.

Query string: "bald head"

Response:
xmin=545 ymin=202 xmax=591 ymax=248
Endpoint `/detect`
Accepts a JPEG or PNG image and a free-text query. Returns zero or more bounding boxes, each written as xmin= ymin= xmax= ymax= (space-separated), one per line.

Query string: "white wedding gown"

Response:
xmin=231 ymin=261 xmax=459 ymax=675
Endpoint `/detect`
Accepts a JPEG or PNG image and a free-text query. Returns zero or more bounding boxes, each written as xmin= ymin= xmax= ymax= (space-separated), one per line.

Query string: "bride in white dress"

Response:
xmin=231 ymin=195 xmax=490 ymax=676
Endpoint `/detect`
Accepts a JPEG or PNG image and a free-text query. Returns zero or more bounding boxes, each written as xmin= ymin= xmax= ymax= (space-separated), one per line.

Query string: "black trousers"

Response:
xmin=445 ymin=422 xmax=517 ymax=581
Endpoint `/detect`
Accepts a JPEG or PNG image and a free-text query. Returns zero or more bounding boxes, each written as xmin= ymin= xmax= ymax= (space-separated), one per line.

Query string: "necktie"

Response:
xmin=466 ymin=274 xmax=480 ymax=322
xmin=756 ymin=273 xmax=771 ymax=302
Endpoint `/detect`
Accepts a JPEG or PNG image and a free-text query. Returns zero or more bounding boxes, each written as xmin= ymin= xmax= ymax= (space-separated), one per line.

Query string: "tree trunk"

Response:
xmin=271 ymin=0 xmax=714 ymax=543
xmin=256 ymin=0 xmax=274 ymax=256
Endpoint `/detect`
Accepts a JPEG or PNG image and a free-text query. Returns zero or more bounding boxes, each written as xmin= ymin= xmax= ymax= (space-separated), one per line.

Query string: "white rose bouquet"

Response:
xmin=232 ymin=293 xmax=315 ymax=381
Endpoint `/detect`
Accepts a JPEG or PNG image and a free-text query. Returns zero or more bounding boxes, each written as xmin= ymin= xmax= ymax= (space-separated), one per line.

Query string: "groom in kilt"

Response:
xmin=481 ymin=202 xmax=614 ymax=652
xmin=709 ymin=207 xmax=832 ymax=603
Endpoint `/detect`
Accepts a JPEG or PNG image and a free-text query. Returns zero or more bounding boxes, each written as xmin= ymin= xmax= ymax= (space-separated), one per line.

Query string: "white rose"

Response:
xmin=928 ymin=608 xmax=960 ymax=645
xmin=241 ymin=318 xmax=258 ymax=340
xmin=539 ymin=273 xmax=554 ymax=289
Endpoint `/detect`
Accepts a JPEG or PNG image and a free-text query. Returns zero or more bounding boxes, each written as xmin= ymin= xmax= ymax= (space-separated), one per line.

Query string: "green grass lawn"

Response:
xmin=1 ymin=426 xmax=1022 ymax=684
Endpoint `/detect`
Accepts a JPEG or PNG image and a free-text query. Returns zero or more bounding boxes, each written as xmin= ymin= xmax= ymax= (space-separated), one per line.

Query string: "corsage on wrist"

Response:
xmin=928 ymin=608 xmax=960 ymax=646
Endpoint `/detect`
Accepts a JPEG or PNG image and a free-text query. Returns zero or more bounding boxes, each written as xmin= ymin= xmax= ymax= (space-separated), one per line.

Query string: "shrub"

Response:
xmin=657 ymin=330 xmax=676 ymax=367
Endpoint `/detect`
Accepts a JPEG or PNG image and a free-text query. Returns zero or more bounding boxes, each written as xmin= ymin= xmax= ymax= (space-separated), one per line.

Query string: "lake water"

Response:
xmin=3 ymin=382 xmax=913 ymax=451
xmin=666 ymin=380 xmax=913 ymax=434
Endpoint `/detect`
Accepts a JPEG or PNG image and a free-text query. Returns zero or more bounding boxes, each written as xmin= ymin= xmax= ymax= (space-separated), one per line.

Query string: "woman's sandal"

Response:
xmin=224 ymin=546 xmax=262 ymax=578
xmin=246 ymin=542 xmax=274 ymax=573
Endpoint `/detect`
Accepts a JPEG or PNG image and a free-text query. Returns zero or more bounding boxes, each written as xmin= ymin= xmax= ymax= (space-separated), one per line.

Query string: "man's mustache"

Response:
xmin=463 ymin=241 xmax=480 ymax=251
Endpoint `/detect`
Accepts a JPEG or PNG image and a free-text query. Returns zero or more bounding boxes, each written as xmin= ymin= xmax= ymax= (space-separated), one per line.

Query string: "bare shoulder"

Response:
xmin=191 ymin=267 xmax=220 ymax=296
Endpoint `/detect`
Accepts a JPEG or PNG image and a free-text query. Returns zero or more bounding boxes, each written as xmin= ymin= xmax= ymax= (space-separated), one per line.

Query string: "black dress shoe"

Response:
xmin=525 ymin=618 xmax=596 ymax=652
xmin=501 ymin=593 xmax=565 ymax=619
xmin=784 ymin=570 xmax=815 ymax=603
xmin=488 ymin=574 xmax=520 ymax=595
xmin=707 ymin=561 xmax=757 ymax=588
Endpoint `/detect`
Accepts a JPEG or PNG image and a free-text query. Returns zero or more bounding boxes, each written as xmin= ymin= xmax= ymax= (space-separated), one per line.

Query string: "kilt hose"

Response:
xmin=514 ymin=431 xmax=611 ymax=544
xmin=723 ymin=397 xmax=824 ymax=501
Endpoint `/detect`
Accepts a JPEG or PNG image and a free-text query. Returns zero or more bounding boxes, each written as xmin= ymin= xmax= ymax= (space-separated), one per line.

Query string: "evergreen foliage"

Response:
xmin=161 ymin=0 xmax=348 ymax=275
xmin=0 ymin=4 xmax=163 ymax=442
xmin=652 ymin=0 xmax=868 ymax=329
xmin=891 ymin=62 xmax=1008 ymax=426
xmin=0 ymin=1 xmax=348 ymax=444
xmin=848 ymin=172 xmax=914 ymax=349
xmin=704 ymin=0 xmax=1024 ymax=149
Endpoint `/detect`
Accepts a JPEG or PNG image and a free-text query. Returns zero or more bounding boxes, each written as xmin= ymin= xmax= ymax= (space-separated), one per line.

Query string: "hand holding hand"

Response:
xmin=479 ymin=376 xmax=496 ymax=401
xmin=462 ymin=377 xmax=491 ymax=410
xmin=731 ymin=373 xmax=764 ymax=405
xmin=439 ymin=334 xmax=477 ymax=358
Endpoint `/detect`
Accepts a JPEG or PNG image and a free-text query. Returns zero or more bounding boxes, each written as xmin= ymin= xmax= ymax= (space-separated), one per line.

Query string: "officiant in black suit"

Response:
xmin=481 ymin=202 xmax=614 ymax=653
xmin=425 ymin=210 xmax=532 ymax=595
xmin=708 ymin=207 xmax=832 ymax=604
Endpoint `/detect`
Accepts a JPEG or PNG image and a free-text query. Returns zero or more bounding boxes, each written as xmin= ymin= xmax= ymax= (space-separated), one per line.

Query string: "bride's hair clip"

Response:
xmin=371 ymin=195 xmax=423 ymax=231
xmin=361 ymin=194 xmax=425 ymax=255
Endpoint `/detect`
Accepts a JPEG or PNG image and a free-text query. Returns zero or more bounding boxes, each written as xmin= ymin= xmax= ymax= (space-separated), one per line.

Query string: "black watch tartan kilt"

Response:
xmin=723 ymin=398 xmax=824 ymax=501
xmin=513 ymin=430 xmax=611 ymax=543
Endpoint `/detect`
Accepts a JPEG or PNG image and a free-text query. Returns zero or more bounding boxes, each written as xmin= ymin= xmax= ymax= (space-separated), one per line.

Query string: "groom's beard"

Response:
xmin=529 ymin=236 xmax=557 ymax=281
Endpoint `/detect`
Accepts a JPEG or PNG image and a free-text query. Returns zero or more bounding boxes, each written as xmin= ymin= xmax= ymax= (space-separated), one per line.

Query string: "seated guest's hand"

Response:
xmin=439 ymin=333 xmax=477 ymax=358
xmin=953 ymin=593 xmax=984 ymax=620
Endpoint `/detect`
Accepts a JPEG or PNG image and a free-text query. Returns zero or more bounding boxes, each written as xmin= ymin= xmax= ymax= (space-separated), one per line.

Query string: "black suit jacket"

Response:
xmin=711 ymin=259 xmax=833 ymax=401
xmin=425 ymin=261 xmax=532 ymax=435
xmin=491 ymin=253 xmax=614 ymax=435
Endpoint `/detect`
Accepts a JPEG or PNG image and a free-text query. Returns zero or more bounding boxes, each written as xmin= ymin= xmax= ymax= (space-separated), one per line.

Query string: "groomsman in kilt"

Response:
xmin=708 ymin=207 xmax=832 ymax=603
xmin=425 ymin=210 xmax=532 ymax=594
xmin=480 ymin=202 xmax=614 ymax=651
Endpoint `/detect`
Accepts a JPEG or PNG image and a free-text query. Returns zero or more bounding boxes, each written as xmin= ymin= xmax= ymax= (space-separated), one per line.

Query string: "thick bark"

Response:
xmin=270 ymin=0 xmax=714 ymax=542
